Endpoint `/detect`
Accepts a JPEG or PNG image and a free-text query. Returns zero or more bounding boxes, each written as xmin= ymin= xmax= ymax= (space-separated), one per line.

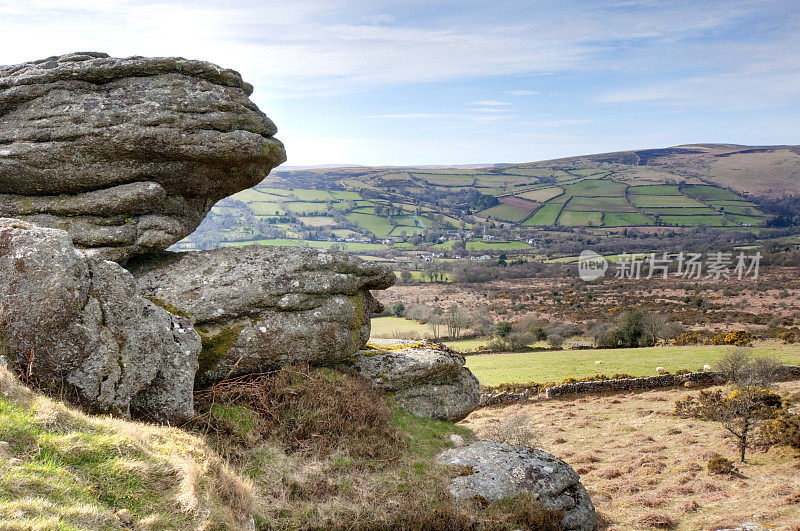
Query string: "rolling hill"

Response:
xmin=177 ymin=144 xmax=799 ymax=254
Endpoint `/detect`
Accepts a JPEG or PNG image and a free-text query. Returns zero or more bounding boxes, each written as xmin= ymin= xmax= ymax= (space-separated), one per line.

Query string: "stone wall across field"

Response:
xmin=479 ymin=366 xmax=800 ymax=405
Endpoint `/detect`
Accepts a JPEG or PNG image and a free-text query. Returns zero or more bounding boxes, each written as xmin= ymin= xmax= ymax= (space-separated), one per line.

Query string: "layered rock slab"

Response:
xmin=0 ymin=52 xmax=286 ymax=262
xmin=437 ymin=441 xmax=597 ymax=531
xmin=0 ymin=219 xmax=199 ymax=422
xmin=127 ymin=246 xmax=396 ymax=384
xmin=352 ymin=340 xmax=480 ymax=422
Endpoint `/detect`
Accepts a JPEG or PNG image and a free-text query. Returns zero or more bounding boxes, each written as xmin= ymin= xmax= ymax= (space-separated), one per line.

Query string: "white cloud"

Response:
xmin=468 ymin=100 xmax=512 ymax=106
xmin=506 ymin=90 xmax=539 ymax=96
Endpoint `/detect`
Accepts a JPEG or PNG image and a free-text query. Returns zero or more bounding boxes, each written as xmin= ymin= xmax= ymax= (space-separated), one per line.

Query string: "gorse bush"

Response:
xmin=707 ymin=330 xmax=755 ymax=346
xmin=707 ymin=456 xmax=736 ymax=475
xmin=760 ymin=411 xmax=800 ymax=452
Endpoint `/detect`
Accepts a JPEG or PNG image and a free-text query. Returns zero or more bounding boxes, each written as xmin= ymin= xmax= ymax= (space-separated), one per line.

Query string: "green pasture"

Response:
xmin=659 ymin=214 xmax=727 ymax=226
xmin=524 ymin=203 xmax=562 ymax=225
xmin=297 ymin=216 xmax=336 ymax=227
xmin=466 ymin=240 xmax=531 ymax=251
xmin=629 ymin=194 xmax=706 ymax=208
xmin=562 ymin=180 xmax=628 ymax=197
xmin=517 ymin=187 xmax=563 ymax=202
xmin=329 ymin=190 xmax=362 ymax=200
xmin=369 ymin=316 xmax=432 ymax=339
xmin=466 ymin=342 xmax=800 ymax=386
xmin=646 ymin=207 xmax=718 ymax=215
xmin=602 ymin=212 xmax=654 ymax=226
xmin=479 ymin=204 xmax=532 ymax=223
xmin=345 ymin=213 xmax=394 ymax=237
xmin=557 ymin=211 xmax=603 ymax=227
xmin=563 ymin=196 xmax=634 ymax=212
xmin=221 ymin=239 xmax=388 ymax=251
xmin=627 ymin=184 xmax=682 ymax=195
xmin=248 ymin=202 xmax=286 ymax=215
xmin=284 ymin=202 xmax=331 ymax=214
xmin=681 ymin=184 xmax=743 ymax=202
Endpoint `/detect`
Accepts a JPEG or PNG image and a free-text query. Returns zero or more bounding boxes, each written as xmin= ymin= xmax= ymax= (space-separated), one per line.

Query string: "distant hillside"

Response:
xmin=177 ymin=144 xmax=799 ymax=253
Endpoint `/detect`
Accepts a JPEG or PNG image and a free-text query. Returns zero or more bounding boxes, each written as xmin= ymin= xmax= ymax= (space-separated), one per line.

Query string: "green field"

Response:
xmin=562 ymin=180 xmax=628 ymax=197
xmin=627 ymin=184 xmax=682 ymax=195
xmin=681 ymin=184 xmax=743 ymax=202
xmin=602 ymin=212 xmax=653 ymax=226
xmin=659 ymin=214 xmax=727 ymax=226
xmin=479 ymin=204 xmax=532 ymax=222
xmin=247 ymin=202 xmax=286 ymax=215
xmin=284 ymin=201 xmax=331 ymax=214
xmin=517 ymin=187 xmax=563 ymax=202
xmin=369 ymin=316 xmax=432 ymax=338
xmin=466 ymin=342 xmax=800 ymax=386
xmin=525 ymin=203 xmax=562 ymax=225
xmin=221 ymin=239 xmax=388 ymax=251
xmin=345 ymin=213 xmax=394 ymax=237
xmin=465 ymin=240 xmax=531 ymax=251
xmin=557 ymin=211 xmax=603 ymax=227
xmin=629 ymin=194 xmax=706 ymax=208
xmin=563 ymin=196 xmax=633 ymax=212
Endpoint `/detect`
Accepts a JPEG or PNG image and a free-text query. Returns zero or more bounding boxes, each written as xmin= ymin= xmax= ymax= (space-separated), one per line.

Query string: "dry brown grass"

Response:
xmin=193 ymin=365 xmax=403 ymax=460
xmin=461 ymin=381 xmax=800 ymax=529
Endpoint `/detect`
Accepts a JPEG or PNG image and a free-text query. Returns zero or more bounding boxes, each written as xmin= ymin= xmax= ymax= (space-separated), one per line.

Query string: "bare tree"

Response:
xmin=445 ymin=305 xmax=469 ymax=338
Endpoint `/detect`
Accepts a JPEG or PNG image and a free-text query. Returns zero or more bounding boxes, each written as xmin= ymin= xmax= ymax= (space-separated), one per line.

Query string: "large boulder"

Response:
xmin=352 ymin=340 xmax=479 ymax=422
xmin=0 ymin=219 xmax=199 ymax=422
xmin=437 ymin=441 xmax=597 ymax=531
xmin=0 ymin=52 xmax=286 ymax=262
xmin=127 ymin=246 xmax=395 ymax=385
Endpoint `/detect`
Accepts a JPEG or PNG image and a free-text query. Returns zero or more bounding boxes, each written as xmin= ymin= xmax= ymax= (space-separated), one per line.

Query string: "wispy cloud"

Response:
xmin=469 ymin=100 xmax=511 ymax=106
xmin=506 ymin=90 xmax=539 ymax=96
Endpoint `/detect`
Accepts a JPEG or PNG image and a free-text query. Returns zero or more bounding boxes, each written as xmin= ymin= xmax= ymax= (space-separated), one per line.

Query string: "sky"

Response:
xmin=0 ymin=0 xmax=798 ymax=166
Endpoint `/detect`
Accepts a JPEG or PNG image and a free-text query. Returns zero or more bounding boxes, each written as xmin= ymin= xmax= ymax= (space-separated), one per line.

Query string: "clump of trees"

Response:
xmin=592 ymin=310 xmax=683 ymax=348
xmin=675 ymin=349 xmax=786 ymax=462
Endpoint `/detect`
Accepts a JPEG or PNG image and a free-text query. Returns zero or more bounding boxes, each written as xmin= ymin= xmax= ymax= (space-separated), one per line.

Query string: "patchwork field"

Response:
xmin=181 ymin=144 xmax=786 ymax=253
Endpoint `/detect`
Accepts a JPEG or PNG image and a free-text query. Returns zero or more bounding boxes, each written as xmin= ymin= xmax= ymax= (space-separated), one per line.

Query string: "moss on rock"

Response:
xmin=197 ymin=324 xmax=244 ymax=376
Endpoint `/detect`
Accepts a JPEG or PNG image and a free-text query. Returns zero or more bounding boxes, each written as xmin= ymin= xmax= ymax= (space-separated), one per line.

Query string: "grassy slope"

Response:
xmin=0 ymin=367 xmax=253 ymax=530
xmin=0 ymin=366 xmax=490 ymax=530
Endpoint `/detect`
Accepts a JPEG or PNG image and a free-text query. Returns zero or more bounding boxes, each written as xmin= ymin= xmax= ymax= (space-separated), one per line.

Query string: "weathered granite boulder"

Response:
xmin=437 ymin=441 xmax=597 ymax=531
xmin=0 ymin=219 xmax=199 ymax=422
xmin=352 ymin=340 xmax=480 ymax=422
xmin=0 ymin=52 xmax=286 ymax=262
xmin=127 ymin=246 xmax=395 ymax=385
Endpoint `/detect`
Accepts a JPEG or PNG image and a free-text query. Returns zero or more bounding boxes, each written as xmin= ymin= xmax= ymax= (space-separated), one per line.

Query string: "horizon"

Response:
xmin=1 ymin=1 xmax=798 ymax=166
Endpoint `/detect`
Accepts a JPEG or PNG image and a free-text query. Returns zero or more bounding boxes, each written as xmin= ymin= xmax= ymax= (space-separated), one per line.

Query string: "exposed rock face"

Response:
xmin=127 ymin=246 xmax=395 ymax=384
xmin=0 ymin=219 xmax=199 ymax=422
xmin=0 ymin=52 xmax=286 ymax=262
xmin=353 ymin=340 xmax=480 ymax=422
xmin=437 ymin=441 xmax=597 ymax=531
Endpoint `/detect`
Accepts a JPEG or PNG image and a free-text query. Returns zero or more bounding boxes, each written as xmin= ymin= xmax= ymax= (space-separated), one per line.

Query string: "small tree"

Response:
xmin=676 ymin=350 xmax=784 ymax=462
xmin=400 ymin=270 xmax=412 ymax=283
xmin=390 ymin=302 xmax=406 ymax=317
xmin=495 ymin=321 xmax=512 ymax=338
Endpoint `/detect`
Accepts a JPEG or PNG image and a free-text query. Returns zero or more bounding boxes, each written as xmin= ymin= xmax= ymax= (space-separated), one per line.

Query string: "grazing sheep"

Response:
xmin=656 ymin=366 xmax=665 ymax=374
xmin=595 ymin=360 xmax=603 ymax=364
xmin=703 ymin=364 xmax=712 ymax=371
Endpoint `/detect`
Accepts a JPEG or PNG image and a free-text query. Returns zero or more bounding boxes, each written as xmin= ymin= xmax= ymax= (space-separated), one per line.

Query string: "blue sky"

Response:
xmin=1 ymin=0 xmax=798 ymax=165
